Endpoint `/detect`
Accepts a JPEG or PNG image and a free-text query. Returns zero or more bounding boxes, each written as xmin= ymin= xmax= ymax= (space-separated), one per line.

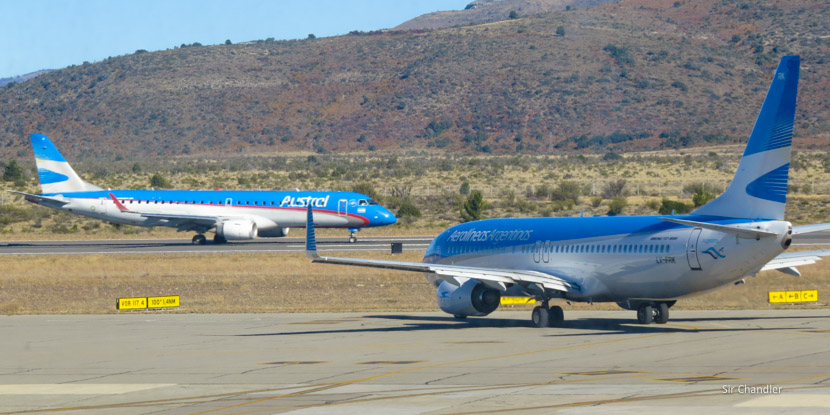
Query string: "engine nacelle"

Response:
xmin=436 ymin=279 xmax=501 ymax=317
xmin=217 ymin=219 xmax=258 ymax=240
xmin=258 ymin=227 xmax=290 ymax=237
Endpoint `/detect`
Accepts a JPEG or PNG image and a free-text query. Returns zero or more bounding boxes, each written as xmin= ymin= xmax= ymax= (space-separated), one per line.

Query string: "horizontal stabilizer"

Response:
xmin=8 ymin=190 xmax=70 ymax=207
xmin=792 ymin=223 xmax=830 ymax=235
xmin=659 ymin=217 xmax=777 ymax=239
xmin=761 ymin=249 xmax=830 ymax=272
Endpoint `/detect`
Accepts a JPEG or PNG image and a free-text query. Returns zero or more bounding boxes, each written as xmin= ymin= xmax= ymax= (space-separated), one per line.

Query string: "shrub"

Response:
xmin=607 ymin=197 xmax=628 ymax=216
xmin=397 ymin=202 xmax=422 ymax=222
xmin=602 ymin=179 xmax=628 ymax=198
xmin=150 ymin=173 xmax=171 ymax=188
xmin=3 ymin=160 xmax=23 ymax=182
xmin=461 ymin=190 xmax=487 ymax=222
xmin=658 ymin=200 xmax=692 ymax=215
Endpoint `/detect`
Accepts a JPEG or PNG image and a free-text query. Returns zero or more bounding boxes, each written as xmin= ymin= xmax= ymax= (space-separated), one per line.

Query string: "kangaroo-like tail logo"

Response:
xmin=702 ymin=247 xmax=726 ymax=259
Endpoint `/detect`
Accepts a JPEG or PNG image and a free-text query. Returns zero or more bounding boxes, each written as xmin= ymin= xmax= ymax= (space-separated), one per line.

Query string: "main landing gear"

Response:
xmin=192 ymin=234 xmax=227 ymax=245
xmin=531 ymin=299 xmax=565 ymax=328
xmin=636 ymin=302 xmax=671 ymax=325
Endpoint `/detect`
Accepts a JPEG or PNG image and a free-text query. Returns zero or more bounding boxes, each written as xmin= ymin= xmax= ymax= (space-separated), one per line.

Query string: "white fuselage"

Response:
xmin=424 ymin=216 xmax=790 ymax=303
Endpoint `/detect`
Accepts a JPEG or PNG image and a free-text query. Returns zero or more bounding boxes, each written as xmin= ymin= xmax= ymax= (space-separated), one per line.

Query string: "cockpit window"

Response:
xmin=367 ymin=199 xmax=378 ymax=205
xmin=358 ymin=199 xmax=369 ymax=206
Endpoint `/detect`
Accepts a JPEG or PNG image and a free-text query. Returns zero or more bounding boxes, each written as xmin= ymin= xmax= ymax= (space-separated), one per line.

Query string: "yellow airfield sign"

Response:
xmin=117 ymin=297 xmax=147 ymax=310
xmin=500 ymin=297 xmax=536 ymax=305
xmin=117 ymin=296 xmax=180 ymax=310
xmin=149 ymin=296 xmax=180 ymax=308
xmin=768 ymin=290 xmax=818 ymax=304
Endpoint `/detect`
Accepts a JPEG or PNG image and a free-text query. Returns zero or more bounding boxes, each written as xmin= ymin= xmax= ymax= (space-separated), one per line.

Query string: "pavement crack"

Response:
xmin=426 ymin=373 xmax=470 ymax=385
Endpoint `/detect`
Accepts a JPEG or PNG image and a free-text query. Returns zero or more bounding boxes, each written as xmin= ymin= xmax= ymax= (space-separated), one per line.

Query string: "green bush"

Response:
xmin=658 ymin=200 xmax=692 ymax=215
xmin=607 ymin=197 xmax=628 ymax=216
xmin=460 ymin=190 xmax=487 ymax=222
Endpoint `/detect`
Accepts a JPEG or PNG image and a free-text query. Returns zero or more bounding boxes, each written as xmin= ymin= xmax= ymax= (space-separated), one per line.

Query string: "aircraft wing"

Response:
xmin=304 ymin=205 xmax=580 ymax=294
xmin=760 ymin=249 xmax=830 ymax=276
xmin=107 ymin=193 xmax=220 ymax=232
xmin=139 ymin=213 xmax=219 ymax=230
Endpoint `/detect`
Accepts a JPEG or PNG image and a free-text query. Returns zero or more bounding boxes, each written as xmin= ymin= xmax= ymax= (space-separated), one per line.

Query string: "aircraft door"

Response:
xmin=225 ymin=198 xmax=233 ymax=206
xmin=98 ymin=197 xmax=108 ymax=214
xmin=338 ymin=199 xmax=348 ymax=216
xmin=686 ymin=228 xmax=702 ymax=270
xmin=533 ymin=241 xmax=542 ymax=263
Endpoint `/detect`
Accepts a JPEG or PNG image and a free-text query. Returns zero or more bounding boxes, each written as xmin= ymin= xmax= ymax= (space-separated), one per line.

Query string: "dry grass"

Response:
xmin=0 ymin=252 xmax=434 ymax=315
xmin=1 ymin=251 xmax=827 ymax=315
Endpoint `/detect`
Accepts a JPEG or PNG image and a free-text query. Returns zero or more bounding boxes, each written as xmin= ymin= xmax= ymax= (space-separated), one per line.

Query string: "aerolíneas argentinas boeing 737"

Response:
xmin=14 ymin=135 xmax=396 ymax=244
xmin=306 ymin=55 xmax=830 ymax=326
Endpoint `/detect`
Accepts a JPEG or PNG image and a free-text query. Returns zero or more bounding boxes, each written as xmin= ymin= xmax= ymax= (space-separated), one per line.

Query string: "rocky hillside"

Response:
xmin=395 ymin=0 xmax=623 ymax=30
xmin=1 ymin=0 xmax=828 ymax=161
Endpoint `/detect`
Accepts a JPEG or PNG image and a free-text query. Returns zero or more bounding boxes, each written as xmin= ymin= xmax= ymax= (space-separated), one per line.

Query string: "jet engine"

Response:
xmin=436 ymin=279 xmax=501 ymax=317
xmin=217 ymin=219 xmax=258 ymax=240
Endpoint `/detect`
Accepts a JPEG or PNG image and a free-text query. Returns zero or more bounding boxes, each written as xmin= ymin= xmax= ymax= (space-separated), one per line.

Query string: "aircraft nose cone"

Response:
xmin=381 ymin=210 xmax=397 ymax=225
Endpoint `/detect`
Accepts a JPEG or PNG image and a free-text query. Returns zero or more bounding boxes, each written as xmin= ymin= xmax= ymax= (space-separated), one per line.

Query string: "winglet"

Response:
xmin=108 ymin=193 xmax=130 ymax=212
xmin=306 ymin=204 xmax=320 ymax=259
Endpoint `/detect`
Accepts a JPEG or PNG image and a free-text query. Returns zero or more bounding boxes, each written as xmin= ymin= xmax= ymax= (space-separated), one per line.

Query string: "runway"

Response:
xmin=0 ymin=236 xmax=434 ymax=256
xmin=1 ymin=230 xmax=828 ymax=257
xmin=2 ymin=310 xmax=830 ymax=414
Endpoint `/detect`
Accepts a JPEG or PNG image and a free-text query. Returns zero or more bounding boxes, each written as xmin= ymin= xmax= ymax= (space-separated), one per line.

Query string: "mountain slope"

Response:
xmin=394 ymin=0 xmax=623 ymax=30
xmin=0 ymin=0 xmax=828 ymax=160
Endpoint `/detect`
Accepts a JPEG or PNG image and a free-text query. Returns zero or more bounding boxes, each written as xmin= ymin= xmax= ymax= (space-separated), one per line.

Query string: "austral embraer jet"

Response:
xmin=306 ymin=55 xmax=830 ymax=327
xmin=13 ymin=135 xmax=396 ymax=244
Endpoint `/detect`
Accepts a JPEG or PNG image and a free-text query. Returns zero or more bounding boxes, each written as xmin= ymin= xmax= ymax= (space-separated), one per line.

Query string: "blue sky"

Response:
xmin=0 ymin=0 xmax=472 ymax=79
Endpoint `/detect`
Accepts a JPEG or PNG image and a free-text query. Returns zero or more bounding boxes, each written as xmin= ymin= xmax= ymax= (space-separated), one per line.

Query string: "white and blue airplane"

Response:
xmin=306 ymin=55 xmax=830 ymax=326
xmin=14 ymin=135 xmax=396 ymax=244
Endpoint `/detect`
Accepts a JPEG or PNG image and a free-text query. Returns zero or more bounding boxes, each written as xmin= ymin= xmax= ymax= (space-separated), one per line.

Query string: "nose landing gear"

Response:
xmin=349 ymin=228 xmax=359 ymax=243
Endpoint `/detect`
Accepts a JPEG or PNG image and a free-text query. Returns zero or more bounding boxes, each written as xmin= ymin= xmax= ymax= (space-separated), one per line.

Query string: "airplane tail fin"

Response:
xmin=693 ymin=55 xmax=799 ymax=220
xmin=30 ymin=134 xmax=101 ymax=194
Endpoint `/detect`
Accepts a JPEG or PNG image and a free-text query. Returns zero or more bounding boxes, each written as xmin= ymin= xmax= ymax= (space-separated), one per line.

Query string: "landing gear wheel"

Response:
xmin=655 ymin=302 xmax=669 ymax=324
xmin=532 ymin=306 xmax=550 ymax=328
xmin=192 ymin=234 xmax=207 ymax=245
xmin=349 ymin=236 xmax=357 ymax=243
xmin=453 ymin=314 xmax=467 ymax=320
xmin=548 ymin=306 xmax=565 ymax=327
xmin=213 ymin=234 xmax=227 ymax=244
xmin=637 ymin=304 xmax=654 ymax=324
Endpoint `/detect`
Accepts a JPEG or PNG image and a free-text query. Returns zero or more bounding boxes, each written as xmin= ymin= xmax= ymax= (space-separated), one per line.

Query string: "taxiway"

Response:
xmin=2 ymin=310 xmax=829 ymax=414
xmin=0 ymin=230 xmax=827 ymax=257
